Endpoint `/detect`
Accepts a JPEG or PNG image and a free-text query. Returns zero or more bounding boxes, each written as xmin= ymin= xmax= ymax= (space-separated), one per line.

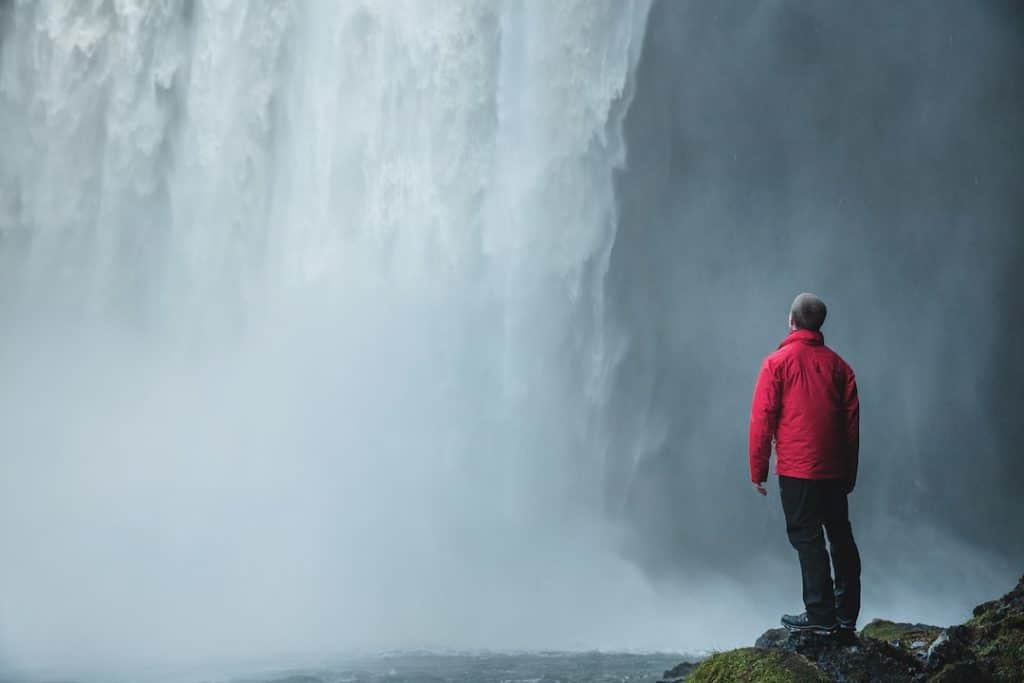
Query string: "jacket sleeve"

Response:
xmin=748 ymin=357 xmax=781 ymax=483
xmin=842 ymin=366 xmax=860 ymax=490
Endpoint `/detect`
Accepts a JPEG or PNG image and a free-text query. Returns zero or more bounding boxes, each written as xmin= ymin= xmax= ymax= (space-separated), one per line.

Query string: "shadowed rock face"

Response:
xmin=660 ymin=575 xmax=1024 ymax=681
xmin=609 ymin=0 xmax=1024 ymax=588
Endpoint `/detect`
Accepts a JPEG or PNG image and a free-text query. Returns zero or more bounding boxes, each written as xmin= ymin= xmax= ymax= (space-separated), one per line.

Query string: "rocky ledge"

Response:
xmin=658 ymin=574 xmax=1024 ymax=682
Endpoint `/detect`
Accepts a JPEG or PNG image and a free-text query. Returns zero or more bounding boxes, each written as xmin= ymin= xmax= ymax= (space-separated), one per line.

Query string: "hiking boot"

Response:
xmin=833 ymin=621 xmax=858 ymax=644
xmin=781 ymin=612 xmax=837 ymax=635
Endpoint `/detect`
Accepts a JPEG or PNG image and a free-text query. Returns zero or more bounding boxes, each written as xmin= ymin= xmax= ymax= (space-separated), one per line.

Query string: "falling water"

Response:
xmin=0 ymin=1 xmax=745 ymax=678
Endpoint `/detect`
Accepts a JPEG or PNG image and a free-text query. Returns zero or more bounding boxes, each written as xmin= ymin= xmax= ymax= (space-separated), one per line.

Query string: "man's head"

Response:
xmin=789 ymin=292 xmax=827 ymax=331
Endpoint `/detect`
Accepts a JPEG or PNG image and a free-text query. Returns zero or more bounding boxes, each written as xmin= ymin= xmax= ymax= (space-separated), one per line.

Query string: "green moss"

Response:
xmin=686 ymin=647 xmax=828 ymax=682
xmin=964 ymin=587 xmax=1024 ymax=681
xmin=982 ymin=626 xmax=1024 ymax=681
xmin=859 ymin=619 xmax=942 ymax=653
xmin=968 ymin=600 xmax=1001 ymax=626
xmin=930 ymin=661 xmax=985 ymax=682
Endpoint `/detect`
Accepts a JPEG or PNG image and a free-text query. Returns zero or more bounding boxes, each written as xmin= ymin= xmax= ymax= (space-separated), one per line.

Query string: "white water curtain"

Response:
xmin=0 ymin=1 xmax=752 ymax=677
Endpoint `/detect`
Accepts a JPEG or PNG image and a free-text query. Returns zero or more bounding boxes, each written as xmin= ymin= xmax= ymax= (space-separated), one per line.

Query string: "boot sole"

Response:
xmin=782 ymin=622 xmax=837 ymax=635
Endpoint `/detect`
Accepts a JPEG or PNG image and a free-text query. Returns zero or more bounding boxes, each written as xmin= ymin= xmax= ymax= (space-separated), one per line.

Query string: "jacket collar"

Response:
xmin=778 ymin=328 xmax=824 ymax=349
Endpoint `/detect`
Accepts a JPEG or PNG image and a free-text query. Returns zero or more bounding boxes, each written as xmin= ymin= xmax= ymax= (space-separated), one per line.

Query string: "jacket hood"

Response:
xmin=778 ymin=328 xmax=824 ymax=349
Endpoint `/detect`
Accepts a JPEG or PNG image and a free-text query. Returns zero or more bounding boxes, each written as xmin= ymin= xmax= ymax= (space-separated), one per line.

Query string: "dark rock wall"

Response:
xmin=608 ymin=0 xmax=1024 ymax=586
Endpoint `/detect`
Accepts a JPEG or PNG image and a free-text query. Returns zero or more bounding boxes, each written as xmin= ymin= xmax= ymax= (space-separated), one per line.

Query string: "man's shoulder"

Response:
xmin=769 ymin=341 xmax=853 ymax=369
xmin=822 ymin=344 xmax=856 ymax=376
xmin=761 ymin=345 xmax=793 ymax=373
xmin=766 ymin=341 xmax=800 ymax=362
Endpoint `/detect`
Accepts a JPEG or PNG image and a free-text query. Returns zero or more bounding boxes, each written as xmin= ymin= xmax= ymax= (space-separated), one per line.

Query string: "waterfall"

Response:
xmin=0 ymin=1 xmax=721 ymax=675
xmin=0 ymin=1 xmax=647 ymax=338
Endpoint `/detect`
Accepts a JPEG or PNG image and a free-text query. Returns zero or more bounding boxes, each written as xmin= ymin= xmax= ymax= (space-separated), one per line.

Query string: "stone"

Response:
xmin=657 ymin=573 xmax=1024 ymax=682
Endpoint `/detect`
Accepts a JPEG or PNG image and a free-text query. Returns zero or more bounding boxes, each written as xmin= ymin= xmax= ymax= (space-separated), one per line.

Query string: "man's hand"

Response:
xmin=752 ymin=481 xmax=767 ymax=496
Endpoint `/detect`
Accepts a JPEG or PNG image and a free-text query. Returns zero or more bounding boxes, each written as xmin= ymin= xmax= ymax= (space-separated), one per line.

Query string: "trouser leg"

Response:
xmin=779 ymin=475 xmax=835 ymax=623
xmin=823 ymin=481 xmax=861 ymax=625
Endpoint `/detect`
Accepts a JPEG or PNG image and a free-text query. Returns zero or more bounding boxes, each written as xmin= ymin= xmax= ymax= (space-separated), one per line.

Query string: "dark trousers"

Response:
xmin=779 ymin=474 xmax=861 ymax=624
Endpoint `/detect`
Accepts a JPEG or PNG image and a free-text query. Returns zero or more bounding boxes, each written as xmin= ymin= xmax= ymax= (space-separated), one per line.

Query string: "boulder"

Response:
xmin=956 ymin=574 xmax=1024 ymax=681
xmin=658 ymin=659 xmax=699 ymax=682
xmin=756 ymin=628 xmax=924 ymax=682
xmin=657 ymin=573 xmax=1024 ymax=681
xmin=753 ymin=628 xmax=790 ymax=649
xmin=859 ymin=619 xmax=943 ymax=658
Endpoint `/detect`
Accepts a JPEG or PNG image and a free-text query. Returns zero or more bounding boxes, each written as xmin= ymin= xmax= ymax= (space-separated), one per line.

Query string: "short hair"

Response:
xmin=790 ymin=293 xmax=827 ymax=331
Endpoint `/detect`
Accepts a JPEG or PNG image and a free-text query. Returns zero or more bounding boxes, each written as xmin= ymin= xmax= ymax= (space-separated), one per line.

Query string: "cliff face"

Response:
xmin=660 ymin=575 xmax=1024 ymax=682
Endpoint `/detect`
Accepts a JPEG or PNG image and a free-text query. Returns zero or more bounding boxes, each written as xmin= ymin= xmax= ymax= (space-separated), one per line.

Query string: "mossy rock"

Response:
xmin=655 ymin=575 xmax=1024 ymax=683
xmin=686 ymin=647 xmax=828 ymax=682
xmin=659 ymin=659 xmax=698 ymax=681
xmin=970 ymin=618 xmax=1024 ymax=680
xmin=966 ymin=574 xmax=1024 ymax=630
xmin=961 ymin=575 xmax=1024 ymax=681
xmin=859 ymin=618 xmax=942 ymax=655
xmin=929 ymin=660 xmax=988 ymax=682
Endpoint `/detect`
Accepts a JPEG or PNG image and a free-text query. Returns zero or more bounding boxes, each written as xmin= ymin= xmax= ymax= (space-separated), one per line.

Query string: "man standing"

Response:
xmin=749 ymin=293 xmax=861 ymax=635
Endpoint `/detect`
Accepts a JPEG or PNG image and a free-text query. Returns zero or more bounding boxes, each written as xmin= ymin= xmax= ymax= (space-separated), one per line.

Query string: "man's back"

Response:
xmin=749 ymin=293 xmax=862 ymax=635
xmin=749 ymin=328 xmax=859 ymax=486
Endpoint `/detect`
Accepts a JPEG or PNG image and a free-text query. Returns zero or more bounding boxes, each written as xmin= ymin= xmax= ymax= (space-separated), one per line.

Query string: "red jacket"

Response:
xmin=748 ymin=329 xmax=859 ymax=485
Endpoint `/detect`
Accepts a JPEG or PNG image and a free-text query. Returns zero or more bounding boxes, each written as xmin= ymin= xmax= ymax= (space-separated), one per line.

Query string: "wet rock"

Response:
xmin=760 ymin=628 xmax=925 ymax=682
xmin=860 ymin=619 xmax=943 ymax=659
xmin=753 ymin=627 xmax=790 ymax=649
xmin=658 ymin=659 xmax=698 ymax=682
xmin=657 ymin=573 xmax=1024 ymax=681
xmin=927 ymin=660 xmax=987 ymax=682
xmin=958 ymin=574 xmax=1024 ymax=681
xmin=923 ymin=626 xmax=972 ymax=672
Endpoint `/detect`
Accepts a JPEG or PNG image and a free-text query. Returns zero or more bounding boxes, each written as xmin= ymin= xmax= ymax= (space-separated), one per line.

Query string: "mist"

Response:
xmin=0 ymin=1 xmax=694 ymax=678
xmin=0 ymin=1 xmax=1022 ymax=681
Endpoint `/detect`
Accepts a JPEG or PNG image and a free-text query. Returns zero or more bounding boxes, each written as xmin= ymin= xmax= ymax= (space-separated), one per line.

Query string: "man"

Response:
xmin=749 ymin=293 xmax=861 ymax=635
